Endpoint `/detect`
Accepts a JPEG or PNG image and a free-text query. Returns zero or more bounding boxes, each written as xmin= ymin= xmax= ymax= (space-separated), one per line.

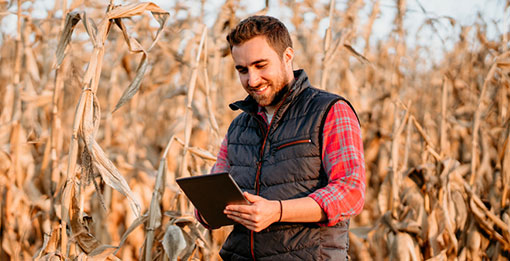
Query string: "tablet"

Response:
xmin=176 ymin=172 xmax=250 ymax=227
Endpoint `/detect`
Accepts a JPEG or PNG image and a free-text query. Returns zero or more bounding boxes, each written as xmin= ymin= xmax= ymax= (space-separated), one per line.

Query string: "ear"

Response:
xmin=283 ymin=47 xmax=294 ymax=66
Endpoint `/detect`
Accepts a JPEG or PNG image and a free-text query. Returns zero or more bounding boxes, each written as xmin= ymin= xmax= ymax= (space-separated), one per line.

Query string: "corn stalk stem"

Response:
xmin=47 ymin=0 xmax=70 ymax=194
xmin=389 ymin=103 xmax=409 ymax=216
xmin=49 ymin=59 xmax=67 ymax=196
xmin=60 ymin=89 xmax=88 ymax=255
xmin=178 ymin=25 xmax=208 ymax=179
xmin=144 ymin=135 xmax=176 ymax=260
xmin=320 ymin=0 xmax=335 ymax=90
xmin=469 ymin=62 xmax=498 ymax=187
xmin=465 ymin=181 xmax=510 ymax=247
xmin=403 ymin=102 xmax=412 ymax=173
xmin=410 ymin=116 xmax=437 ymax=154
xmin=502 ymin=130 xmax=510 ymax=209
xmin=363 ymin=0 xmax=380 ymax=55
xmin=203 ymin=33 xmax=220 ymax=138
xmin=13 ymin=0 xmax=22 ymax=87
xmin=60 ymin=13 xmax=110 ymax=257
xmin=440 ymin=76 xmax=449 ymax=158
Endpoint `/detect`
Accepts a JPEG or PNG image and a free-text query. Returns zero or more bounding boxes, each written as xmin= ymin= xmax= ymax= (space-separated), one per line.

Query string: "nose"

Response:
xmin=247 ymin=70 xmax=260 ymax=87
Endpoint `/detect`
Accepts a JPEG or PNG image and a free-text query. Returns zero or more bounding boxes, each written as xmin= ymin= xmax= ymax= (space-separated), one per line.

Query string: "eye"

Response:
xmin=255 ymin=63 xmax=267 ymax=69
xmin=236 ymin=67 xmax=248 ymax=74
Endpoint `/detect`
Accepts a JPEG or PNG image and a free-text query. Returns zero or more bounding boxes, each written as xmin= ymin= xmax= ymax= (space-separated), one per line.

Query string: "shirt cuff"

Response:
xmin=194 ymin=209 xmax=216 ymax=230
xmin=308 ymin=194 xmax=335 ymax=227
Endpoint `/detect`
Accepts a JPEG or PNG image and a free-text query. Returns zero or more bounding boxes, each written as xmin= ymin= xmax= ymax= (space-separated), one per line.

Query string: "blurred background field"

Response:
xmin=0 ymin=0 xmax=509 ymax=260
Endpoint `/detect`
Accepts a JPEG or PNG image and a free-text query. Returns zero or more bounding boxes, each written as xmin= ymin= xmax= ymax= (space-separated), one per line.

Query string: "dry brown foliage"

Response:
xmin=0 ymin=0 xmax=509 ymax=260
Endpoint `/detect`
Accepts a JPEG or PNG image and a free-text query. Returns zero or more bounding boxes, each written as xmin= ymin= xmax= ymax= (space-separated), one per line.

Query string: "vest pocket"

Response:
xmin=274 ymin=139 xmax=312 ymax=152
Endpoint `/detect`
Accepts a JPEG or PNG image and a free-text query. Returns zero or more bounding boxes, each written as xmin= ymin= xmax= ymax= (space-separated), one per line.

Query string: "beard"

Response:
xmin=249 ymin=79 xmax=290 ymax=107
xmin=268 ymin=81 xmax=291 ymax=107
xmin=249 ymin=65 xmax=291 ymax=107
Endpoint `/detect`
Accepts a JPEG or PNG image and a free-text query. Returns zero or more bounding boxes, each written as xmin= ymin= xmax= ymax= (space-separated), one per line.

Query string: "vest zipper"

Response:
xmin=251 ymin=137 xmax=267 ymax=260
xmin=250 ymin=90 xmax=292 ymax=261
xmin=275 ymin=139 xmax=312 ymax=151
xmin=250 ymin=231 xmax=255 ymax=260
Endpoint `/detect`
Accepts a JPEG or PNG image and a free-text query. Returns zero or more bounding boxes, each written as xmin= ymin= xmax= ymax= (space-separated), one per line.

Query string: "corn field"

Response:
xmin=0 ymin=0 xmax=509 ymax=260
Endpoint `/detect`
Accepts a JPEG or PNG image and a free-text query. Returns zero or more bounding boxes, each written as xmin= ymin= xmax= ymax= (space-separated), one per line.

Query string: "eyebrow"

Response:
xmin=235 ymin=59 xmax=268 ymax=70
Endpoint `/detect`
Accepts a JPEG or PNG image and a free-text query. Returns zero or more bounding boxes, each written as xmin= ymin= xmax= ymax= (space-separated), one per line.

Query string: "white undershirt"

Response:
xmin=265 ymin=111 xmax=274 ymax=124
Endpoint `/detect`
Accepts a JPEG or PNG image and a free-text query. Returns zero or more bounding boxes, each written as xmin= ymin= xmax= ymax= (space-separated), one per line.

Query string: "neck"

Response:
xmin=265 ymin=105 xmax=277 ymax=115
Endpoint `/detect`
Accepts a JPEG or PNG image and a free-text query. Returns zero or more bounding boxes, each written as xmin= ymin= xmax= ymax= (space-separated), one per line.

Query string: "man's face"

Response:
xmin=231 ymin=36 xmax=293 ymax=107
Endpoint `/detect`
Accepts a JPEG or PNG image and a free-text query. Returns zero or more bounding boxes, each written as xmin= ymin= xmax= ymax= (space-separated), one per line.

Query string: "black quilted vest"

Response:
xmin=220 ymin=70 xmax=356 ymax=260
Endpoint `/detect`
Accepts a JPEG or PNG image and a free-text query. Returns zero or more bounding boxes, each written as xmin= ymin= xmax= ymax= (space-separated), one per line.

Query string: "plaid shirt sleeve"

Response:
xmin=308 ymin=100 xmax=366 ymax=226
xmin=211 ymin=136 xmax=230 ymax=174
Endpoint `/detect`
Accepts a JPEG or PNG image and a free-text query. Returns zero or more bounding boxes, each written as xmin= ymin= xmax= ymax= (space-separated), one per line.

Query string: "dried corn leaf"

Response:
xmin=80 ymin=92 xmax=100 ymax=150
xmin=147 ymin=181 xmax=163 ymax=230
xmin=91 ymin=141 xmax=141 ymax=217
xmin=143 ymin=144 xmax=172 ymax=259
xmin=33 ymin=233 xmax=53 ymax=260
xmin=20 ymin=91 xmax=52 ymax=107
xmin=82 ymin=12 xmax=98 ymax=46
xmin=162 ymin=225 xmax=187 ymax=261
xmin=426 ymin=250 xmax=447 ymax=261
xmin=87 ymin=245 xmax=119 ymax=261
xmin=427 ymin=207 xmax=443 ymax=256
xmin=0 ymin=149 xmax=11 ymax=174
xmin=36 ymin=252 xmax=64 ymax=261
xmin=465 ymin=182 xmax=510 ymax=235
xmin=24 ymin=45 xmax=40 ymax=82
xmin=443 ymin=196 xmax=458 ymax=253
xmin=108 ymin=3 xmax=169 ymax=112
xmin=377 ymin=175 xmax=391 ymax=213
xmin=502 ymin=132 xmax=510 ymax=207
xmin=343 ymin=43 xmax=371 ymax=65
xmin=188 ymin=146 xmax=217 ymax=161
xmin=467 ymin=226 xmax=482 ymax=255
xmin=55 ymin=12 xmax=81 ymax=68
xmin=112 ymin=54 xmax=148 ymax=112
xmin=390 ymin=232 xmax=419 ymax=261
xmin=106 ymin=3 xmax=168 ymax=20
xmin=179 ymin=231 xmax=196 ymax=261
xmin=33 ymin=226 xmax=60 ymax=260
xmin=451 ymin=190 xmax=467 ymax=231
xmin=496 ymin=58 xmax=510 ymax=70
xmin=174 ymin=217 xmax=208 ymax=246
xmin=114 ymin=214 xmax=148 ymax=255
xmin=70 ymin=190 xmax=101 ymax=253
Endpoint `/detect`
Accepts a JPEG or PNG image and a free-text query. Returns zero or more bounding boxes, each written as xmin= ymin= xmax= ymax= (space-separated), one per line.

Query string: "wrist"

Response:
xmin=276 ymin=200 xmax=283 ymax=223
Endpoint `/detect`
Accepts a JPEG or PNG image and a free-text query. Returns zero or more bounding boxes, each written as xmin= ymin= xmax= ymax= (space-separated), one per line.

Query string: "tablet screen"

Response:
xmin=176 ymin=172 xmax=249 ymax=227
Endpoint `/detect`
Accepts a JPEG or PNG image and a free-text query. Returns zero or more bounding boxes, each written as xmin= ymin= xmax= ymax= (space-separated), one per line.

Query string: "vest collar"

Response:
xmin=229 ymin=69 xmax=311 ymax=116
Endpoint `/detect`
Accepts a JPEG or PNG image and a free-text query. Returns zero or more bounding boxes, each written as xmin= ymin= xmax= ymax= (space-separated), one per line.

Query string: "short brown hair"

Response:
xmin=227 ymin=16 xmax=293 ymax=58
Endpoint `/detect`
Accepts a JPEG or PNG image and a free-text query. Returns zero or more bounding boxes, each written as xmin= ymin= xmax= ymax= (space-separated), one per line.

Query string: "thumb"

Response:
xmin=243 ymin=192 xmax=263 ymax=203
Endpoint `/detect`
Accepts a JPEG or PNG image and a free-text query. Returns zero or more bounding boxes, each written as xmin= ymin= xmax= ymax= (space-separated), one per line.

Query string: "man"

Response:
xmin=196 ymin=15 xmax=365 ymax=260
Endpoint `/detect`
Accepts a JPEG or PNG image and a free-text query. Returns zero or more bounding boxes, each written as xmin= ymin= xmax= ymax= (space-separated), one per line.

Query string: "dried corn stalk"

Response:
xmin=54 ymin=2 xmax=169 ymax=258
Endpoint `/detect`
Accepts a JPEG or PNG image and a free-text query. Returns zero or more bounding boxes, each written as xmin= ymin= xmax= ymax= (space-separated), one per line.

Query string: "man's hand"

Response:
xmin=224 ymin=192 xmax=280 ymax=232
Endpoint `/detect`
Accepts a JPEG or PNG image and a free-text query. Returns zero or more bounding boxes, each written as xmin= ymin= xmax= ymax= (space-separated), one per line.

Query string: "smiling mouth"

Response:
xmin=252 ymin=85 xmax=268 ymax=94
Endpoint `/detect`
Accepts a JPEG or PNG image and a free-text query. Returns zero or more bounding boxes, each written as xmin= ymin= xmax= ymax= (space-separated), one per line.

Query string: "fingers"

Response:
xmin=225 ymin=194 xmax=280 ymax=232
xmin=225 ymin=204 xmax=251 ymax=214
xmin=225 ymin=212 xmax=262 ymax=232
xmin=225 ymin=193 xmax=263 ymax=213
xmin=243 ymin=192 xmax=262 ymax=202
xmin=224 ymin=209 xmax=256 ymax=222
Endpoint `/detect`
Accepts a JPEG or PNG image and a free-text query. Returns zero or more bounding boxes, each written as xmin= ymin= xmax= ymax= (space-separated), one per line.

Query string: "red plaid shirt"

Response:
xmin=203 ymin=100 xmax=365 ymax=227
